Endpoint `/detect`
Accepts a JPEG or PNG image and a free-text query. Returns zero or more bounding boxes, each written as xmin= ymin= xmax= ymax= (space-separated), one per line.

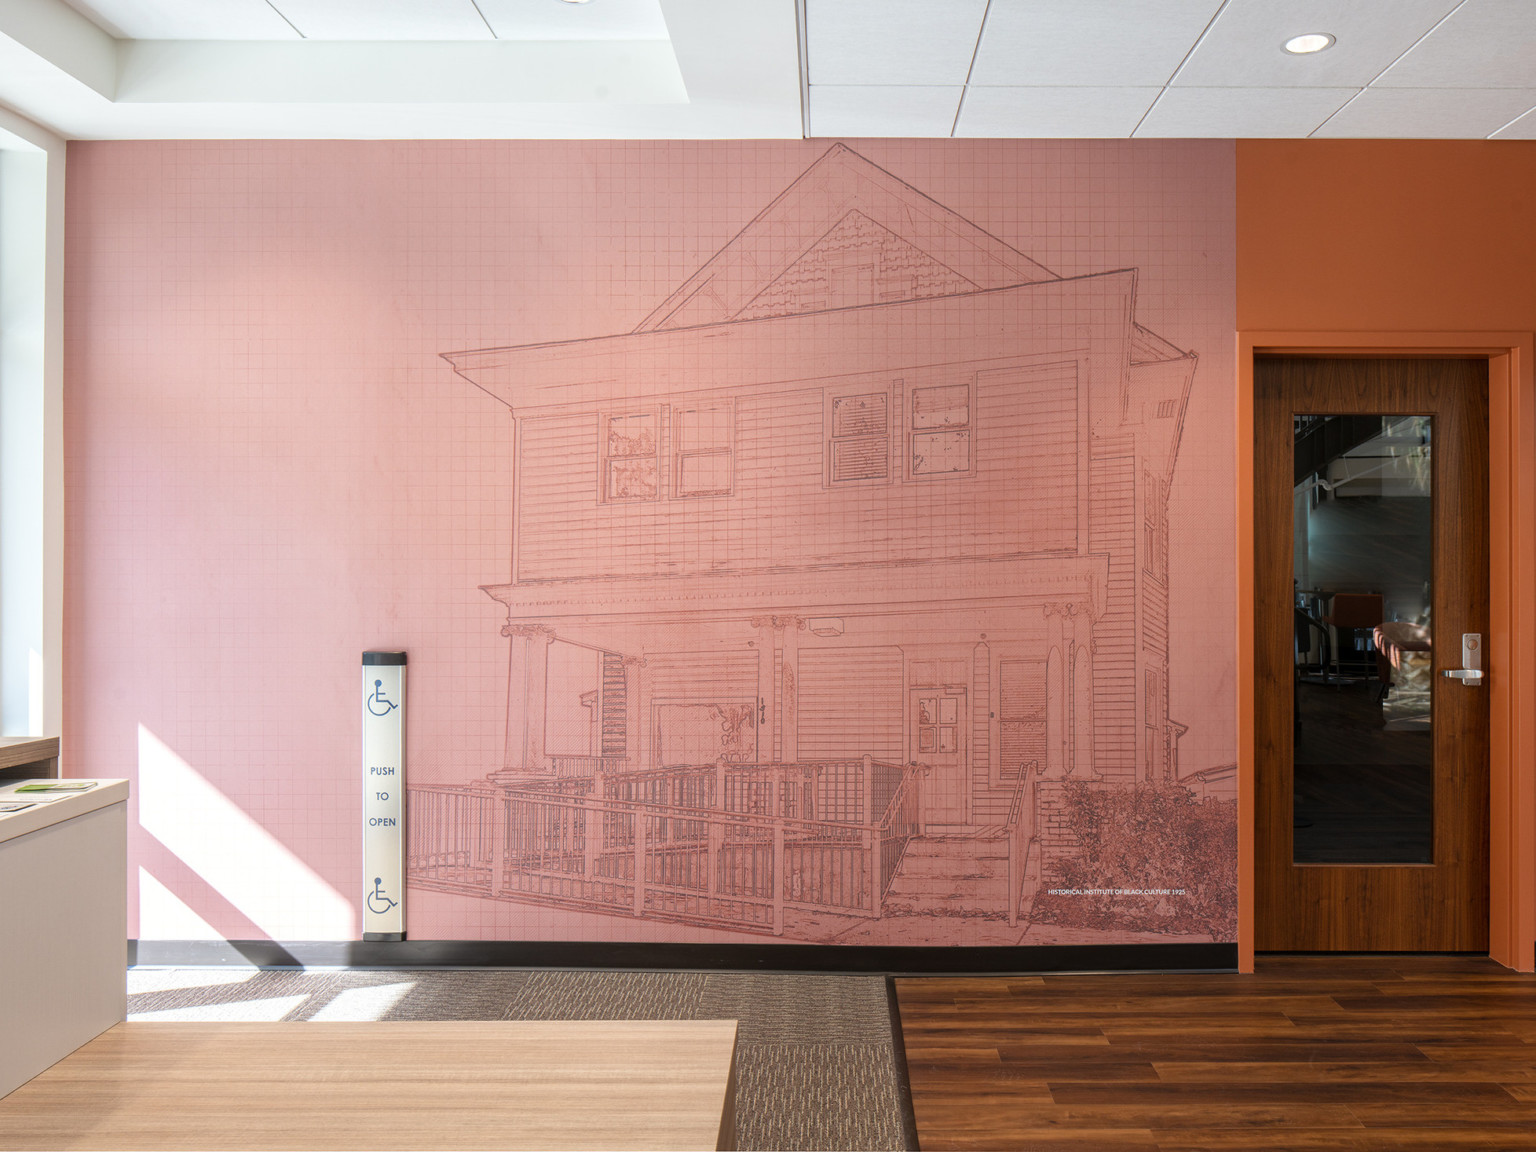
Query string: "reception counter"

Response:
xmin=0 ymin=780 xmax=129 ymax=1099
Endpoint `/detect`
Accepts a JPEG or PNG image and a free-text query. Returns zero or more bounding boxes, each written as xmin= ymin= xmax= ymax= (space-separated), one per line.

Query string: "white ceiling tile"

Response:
xmin=968 ymin=0 xmax=1223 ymax=87
xmin=806 ymin=0 xmax=987 ymax=86
xmin=808 ymin=86 xmax=963 ymax=137
xmin=1490 ymin=103 xmax=1536 ymax=138
xmin=475 ymin=0 xmax=669 ymax=41
xmin=270 ymin=0 xmax=493 ymax=40
xmin=1176 ymin=0 xmax=1459 ymax=87
xmin=955 ymin=87 xmax=1161 ymax=138
xmin=1376 ymin=0 xmax=1536 ymax=88
xmin=62 ymin=0 xmax=302 ymax=39
xmin=1136 ymin=87 xmax=1358 ymax=137
xmin=1313 ymin=87 xmax=1536 ymax=137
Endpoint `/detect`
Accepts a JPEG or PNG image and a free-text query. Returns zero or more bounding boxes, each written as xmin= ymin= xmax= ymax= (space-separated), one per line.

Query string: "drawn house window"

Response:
xmin=673 ymin=402 xmax=734 ymax=497
xmin=915 ymin=694 xmax=959 ymax=754
xmin=1144 ymin=669 xmax=1161 ymax=727
xmin=600 ymin=412 xmax=660 ymax=502
xmin=909 ymin=381 xmax=973 ymax=478
xmin=825 ymin=388 xmax=892 ymax=485
xmin=998 ymin=660 xmax=1046 ymax=781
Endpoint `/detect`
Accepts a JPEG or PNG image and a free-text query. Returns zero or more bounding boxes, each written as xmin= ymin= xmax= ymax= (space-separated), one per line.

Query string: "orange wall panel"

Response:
xmin=1237 ymin=139 xmax=1536 ymax=971
xmin=1237 ymin=140 xmax=1536 ymax=333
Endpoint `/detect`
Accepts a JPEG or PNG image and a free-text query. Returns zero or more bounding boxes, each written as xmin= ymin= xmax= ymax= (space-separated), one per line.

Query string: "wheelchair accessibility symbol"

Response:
xmin=367 ymin=679 xmax=398 ymax=717
xmin=367 ymin=877 xmax=397 ymax=915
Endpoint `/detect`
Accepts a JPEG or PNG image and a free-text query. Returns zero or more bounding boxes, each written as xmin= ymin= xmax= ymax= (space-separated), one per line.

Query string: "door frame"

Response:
xmin=909 ymin=684 xmax=970 ymax=824
xmin=1238 ymin=330 xmax=1536 ymax=973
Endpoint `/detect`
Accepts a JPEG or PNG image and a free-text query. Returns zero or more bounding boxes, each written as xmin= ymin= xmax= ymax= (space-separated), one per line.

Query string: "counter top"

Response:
xmin=0 ymin=781 xmax=130 ymax=846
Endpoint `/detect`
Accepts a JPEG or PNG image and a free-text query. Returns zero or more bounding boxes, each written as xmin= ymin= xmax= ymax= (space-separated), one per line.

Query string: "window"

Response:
xmin=825 ymin=389 xmax=892 ymax=485
xmin=909 ymin=381 xmax=972 ymax=478
xmin=915 ymin=694 xmax=959 ymax=755
xmin=600 ymin=412 xmax=659 ymax=502
xmin=672 ymin=403 xmax=734 ymax=497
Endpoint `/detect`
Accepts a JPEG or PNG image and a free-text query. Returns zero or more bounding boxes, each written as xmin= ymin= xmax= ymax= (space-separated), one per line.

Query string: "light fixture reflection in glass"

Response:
xmin=1284 ymin=33 xmax=1336 ymax=54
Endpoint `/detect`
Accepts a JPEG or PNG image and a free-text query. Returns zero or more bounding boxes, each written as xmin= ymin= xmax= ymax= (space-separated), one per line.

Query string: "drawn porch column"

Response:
xmin=780 ymin=618 xmax=802 ymax=766
xmin=622 ymin=655 xmax=651 ymax=772
xmin=501 ymin=622 xmax=556 ymax=774
xmin=1069 ymin=604 xmax=1096 ymax=777
xmin=1059 ymin=602 xmax=1082 ymax=777
xmin=1043 ymin=603 xmax=1067 ymax=778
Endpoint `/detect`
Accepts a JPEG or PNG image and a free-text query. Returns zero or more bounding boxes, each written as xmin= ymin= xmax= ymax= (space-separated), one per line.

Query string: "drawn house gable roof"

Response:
xmin=635 ymin=143 xmax=1058 ymax=332
xmin=442 ymin=145 xmax=1199 ymax=421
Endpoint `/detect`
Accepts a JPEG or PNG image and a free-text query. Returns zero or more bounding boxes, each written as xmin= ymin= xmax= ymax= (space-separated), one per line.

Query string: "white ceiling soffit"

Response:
xmin=0 ymin=0 xmax=800 ymax=138
xmin=6 ymin=0 xmax=1536 ymax=140
xmin=258 ymin=0 xmax=499 ymax=41
xmin=60 ymin=0 xmax=672 ymax=41
xmin=807 ymin=0 xmax=1536 ymax=140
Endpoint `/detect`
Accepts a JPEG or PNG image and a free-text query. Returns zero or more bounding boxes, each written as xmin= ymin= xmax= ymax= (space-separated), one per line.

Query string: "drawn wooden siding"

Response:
xmin=645 ymin=651 xmax=760 ymax=701
xmin=1091 ymin=451 xmax=1138 ymax=777
xmin=599 ymin=653 xmax=628 ymax=758
xmin=513 ymin=367 xmax=1079 ymax=583
xmin=1143 ymin=580 xmax=1170 ymax=656
xmin=999 ymin=659 xmax=1047 ymax=783
xmin=797 ymin=647 xmax=903 ymax=763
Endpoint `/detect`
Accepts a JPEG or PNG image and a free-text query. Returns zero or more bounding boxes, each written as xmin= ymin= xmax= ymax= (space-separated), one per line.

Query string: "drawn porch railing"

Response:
xmin=1004 ymin=761 xmax=1040 ymax=927
xmin=407 ymin=759 xmax=920 ymax=936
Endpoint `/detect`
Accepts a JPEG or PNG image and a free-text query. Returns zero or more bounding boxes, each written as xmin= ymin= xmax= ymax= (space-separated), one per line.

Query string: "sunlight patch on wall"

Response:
xmin=138 ymin=724 xmax=354 ymax=940
xmin=137 ymin=866 xmax=223 ymax=941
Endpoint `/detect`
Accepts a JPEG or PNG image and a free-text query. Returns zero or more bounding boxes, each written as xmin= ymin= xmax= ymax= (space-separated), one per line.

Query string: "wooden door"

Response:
xmin=912 ymin=688 xmax=969 ymax=824
xmin=1255 ymin=357 xmax=1489 ymax=951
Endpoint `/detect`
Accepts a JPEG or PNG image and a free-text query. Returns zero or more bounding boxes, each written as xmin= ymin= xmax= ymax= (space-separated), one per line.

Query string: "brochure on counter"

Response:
xmin=1 ymin=781 xmax=102 ymax=805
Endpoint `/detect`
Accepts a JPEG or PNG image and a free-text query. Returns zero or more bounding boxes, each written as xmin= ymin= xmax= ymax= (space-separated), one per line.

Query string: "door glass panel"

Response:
xmin=1292 ymin=415 xmax=1433 ymax=863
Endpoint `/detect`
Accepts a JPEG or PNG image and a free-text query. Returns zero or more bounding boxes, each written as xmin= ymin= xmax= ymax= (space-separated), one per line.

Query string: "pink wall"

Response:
xmin=64 ymin=140 xmax=1236 ymax=946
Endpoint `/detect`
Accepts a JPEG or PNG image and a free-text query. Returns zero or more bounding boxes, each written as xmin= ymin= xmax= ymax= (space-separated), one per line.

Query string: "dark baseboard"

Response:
xmin=128 ymin=938 xmax=1237 ymax=973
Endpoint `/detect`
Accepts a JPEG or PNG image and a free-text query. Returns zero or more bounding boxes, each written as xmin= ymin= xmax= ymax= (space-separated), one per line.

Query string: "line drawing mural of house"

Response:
xmin=407 ymin=145 xmax=1204 ymax=944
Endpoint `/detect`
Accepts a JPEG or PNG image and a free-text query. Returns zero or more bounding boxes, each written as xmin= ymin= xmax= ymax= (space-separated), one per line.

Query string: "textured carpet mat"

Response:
xmin=127 ymin=967 xmax=912 ymax=1151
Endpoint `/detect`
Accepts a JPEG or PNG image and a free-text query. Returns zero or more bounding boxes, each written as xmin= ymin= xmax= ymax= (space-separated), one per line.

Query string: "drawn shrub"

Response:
xmin=1030 ymin=780 xmax=1237 ymax=939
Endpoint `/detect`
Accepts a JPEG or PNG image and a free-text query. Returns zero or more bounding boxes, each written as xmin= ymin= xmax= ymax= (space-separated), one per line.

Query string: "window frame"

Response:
xmin=671 ymin=400 xmax=736 ymax=499
xmin=823 ymin=384 xmax=895 ymax=488
xmin=597 ymin=408 xmax=664 ymax=504
xmin=906 ymin=377 xmax=976 ymax=481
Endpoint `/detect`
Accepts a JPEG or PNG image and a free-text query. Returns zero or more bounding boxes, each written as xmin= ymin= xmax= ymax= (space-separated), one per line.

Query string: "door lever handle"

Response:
xmin=1443 ymin=633 xmax=1484 ymax=686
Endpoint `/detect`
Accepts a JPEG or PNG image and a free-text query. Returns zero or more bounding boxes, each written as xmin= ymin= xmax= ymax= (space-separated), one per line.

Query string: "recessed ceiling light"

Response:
xmin=559 ymin=0 xmax=593 ymax=4
xmin=1283 ymin=33 xmax=1335 ymax=54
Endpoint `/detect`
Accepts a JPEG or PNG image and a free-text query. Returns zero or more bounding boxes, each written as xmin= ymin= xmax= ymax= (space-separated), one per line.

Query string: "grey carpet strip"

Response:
xmin=127 ymin=968 xmax=909 ymax=1151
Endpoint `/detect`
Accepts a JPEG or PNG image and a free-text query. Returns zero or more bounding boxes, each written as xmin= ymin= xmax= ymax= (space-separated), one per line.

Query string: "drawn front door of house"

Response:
xmin=911 ymin=688 xmax=969 ymax=825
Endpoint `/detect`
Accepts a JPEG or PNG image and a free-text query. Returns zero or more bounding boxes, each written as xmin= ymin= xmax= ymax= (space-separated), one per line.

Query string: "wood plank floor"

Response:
xmin=0 ymin=1021 xmax=738 ymax=1151
xmin=896 ymin=955 xmax=1536 ymax=1151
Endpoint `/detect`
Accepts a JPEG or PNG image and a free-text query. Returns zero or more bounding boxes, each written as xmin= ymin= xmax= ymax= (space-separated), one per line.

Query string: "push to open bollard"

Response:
xmin=362 ymin=651 xmax=406 ymax=941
